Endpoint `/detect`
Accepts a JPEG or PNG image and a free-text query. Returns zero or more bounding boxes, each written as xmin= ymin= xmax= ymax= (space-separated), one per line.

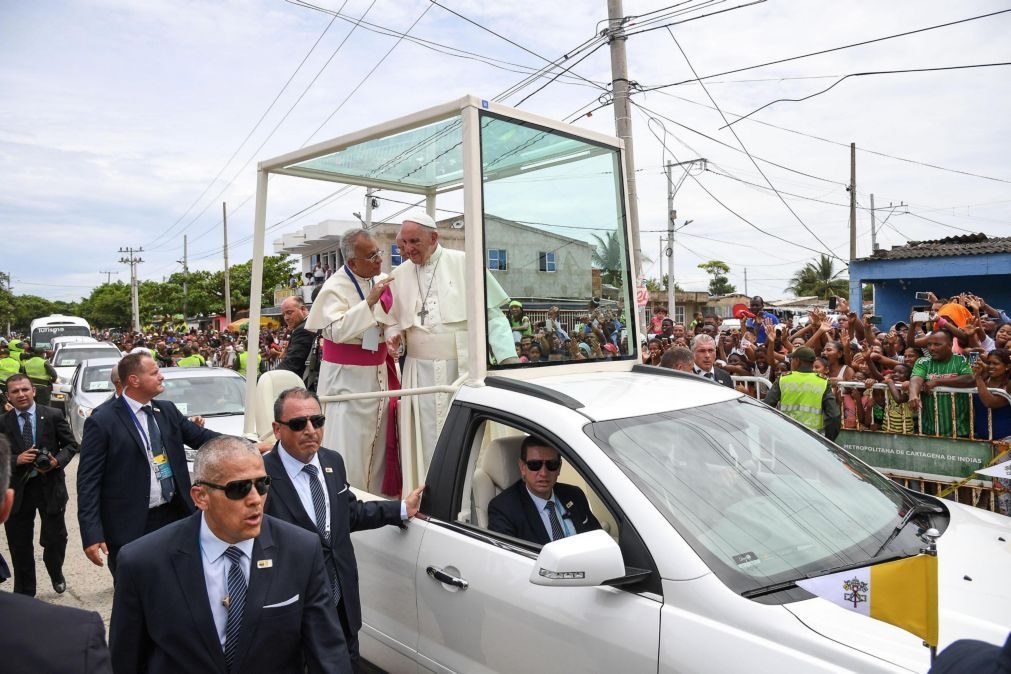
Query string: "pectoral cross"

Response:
xmin=418 ymin=306 xmax=429 ymax=326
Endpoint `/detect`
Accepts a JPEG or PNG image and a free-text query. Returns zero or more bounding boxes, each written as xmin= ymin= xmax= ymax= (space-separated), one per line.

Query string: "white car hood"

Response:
xmin=785 ymin=502 xmax=1011 ymax=670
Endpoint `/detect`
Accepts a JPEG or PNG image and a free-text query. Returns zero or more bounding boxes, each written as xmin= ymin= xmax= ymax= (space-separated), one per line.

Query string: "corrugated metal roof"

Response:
xmin=862 ymin=233 xmax=1011 ymax=260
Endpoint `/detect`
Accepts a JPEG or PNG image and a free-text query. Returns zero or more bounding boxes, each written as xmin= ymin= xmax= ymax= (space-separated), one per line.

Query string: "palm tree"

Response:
xmin=786 ymin=255 xmax=848 ymax=299
xmin=590 ymin=231 xmax=626 ymax=287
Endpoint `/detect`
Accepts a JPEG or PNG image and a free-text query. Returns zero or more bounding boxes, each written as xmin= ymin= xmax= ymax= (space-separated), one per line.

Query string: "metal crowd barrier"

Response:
xmin=730 ymin=375 xmax=773 ymax=399
xmin=833 ymin=382 xmax=1011 ymax=441
xmin=833 ymin=381 xmax=1011 ymax=516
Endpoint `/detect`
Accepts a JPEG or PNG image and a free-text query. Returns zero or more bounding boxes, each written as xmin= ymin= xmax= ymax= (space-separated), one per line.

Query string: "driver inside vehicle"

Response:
xmin=487 ymin=436 xmax=601 ymax=544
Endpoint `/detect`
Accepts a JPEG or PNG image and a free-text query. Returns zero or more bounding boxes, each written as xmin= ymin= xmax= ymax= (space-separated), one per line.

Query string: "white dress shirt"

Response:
xmin=121 ymin=393 xmax=166 ymax=508
xmin=278 ymin=443 xmax=331 ymax=538
xmin=525 ymin=487 xmax=574 ymax=541
xmin=199 ymin=514 xmax=255 ymax=648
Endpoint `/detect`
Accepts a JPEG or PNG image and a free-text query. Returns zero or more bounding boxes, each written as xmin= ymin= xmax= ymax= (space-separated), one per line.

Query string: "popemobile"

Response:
xmin=238 ymin=96 xmax=1010 ymax=673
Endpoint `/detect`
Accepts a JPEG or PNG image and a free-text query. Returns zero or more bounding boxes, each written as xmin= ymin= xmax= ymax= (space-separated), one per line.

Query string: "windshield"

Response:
xmin=588 ymin=397 xmax=923 ymax=595
xmin=159 ymin=375 xmax=245 ymax=416
xmin=81 ymin=366 xmax=116 ymax=393
xmin=32 ymin=325 xmax=90 ymax=350
xmin=55 ymin=347 xmax=119 ymax=366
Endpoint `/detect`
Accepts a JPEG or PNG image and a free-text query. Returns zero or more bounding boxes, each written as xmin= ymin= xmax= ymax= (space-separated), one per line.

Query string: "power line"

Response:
xmin=302 ymin=3 xmax=435 ymax=145
xmin=646 ymin=89 xmax=1011 ymax=185
xmin=638 ymin=106 xmax=842 ymax=260
xmin=640 ymin=8 xmax=1011 ymax=93
xmin=729 ymin=62 xmax=1011 ymax=128
xmin=666 ymin=28 xmax=843 ymax=263
xmin=900 ymin=211 xmax=983 ymax=235
xmin=144 ymin=5 xmax=347 ymax=250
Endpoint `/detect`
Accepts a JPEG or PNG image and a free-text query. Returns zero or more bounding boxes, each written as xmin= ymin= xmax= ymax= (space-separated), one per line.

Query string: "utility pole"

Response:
xmin=178 ymin=235 xmax=189 ymax=319
xmin=606 ymin=0 xmax=642 ymax=278
xmin=1 ymin=272 xmax=10 ymax=336
xmin=223 ymin=202 xmax=232 ymax=325
xmin=849 ymin=142 xmax=857 ymax=261
xmin=98 ymin=270 xmax=119 ymax=284
xmin=744 ymin=268 xmax=749 ymax=295
xmin=664 ymin=158 xmax=706 ymax=322
xmin=118 ymin=247 xmax=144 ymax=333
xmin=364 ymin=188 xmax=375 ymax=228
xmin=869 ymin=196 xmax=906 ymax=252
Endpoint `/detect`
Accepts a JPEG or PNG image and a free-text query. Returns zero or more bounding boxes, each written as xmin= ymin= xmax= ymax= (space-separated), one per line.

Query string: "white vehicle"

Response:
xmin=50 ymin=342 xmax=122 ymax=408
xmin=243 ymin=97 xmax=1010 ymax=673
xmin=29 ymin=314 xmax=91 ymax=352
xmin=158 ymin=367 xmax=247 ymax=466
xmin=49 ymin=335 xmax=98 ymax=355
xmin=64 ymin=357 xmax=121 ymax=443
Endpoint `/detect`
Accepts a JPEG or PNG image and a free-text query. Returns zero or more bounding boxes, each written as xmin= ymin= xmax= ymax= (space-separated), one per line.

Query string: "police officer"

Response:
xmin=764 ymin=346 xmax=841 ymax=440
xmin=20 ymin=347 xmax=58 ymax=407
xmin=175 ymin=345 xmax=203 ymax=368
xmin=7 ymin=338 xmax=24 ymax=364
xmin=232 ymin=343 xmax=262 ymax=378
xmin=0 ymin=346 xmax=19 ymax=383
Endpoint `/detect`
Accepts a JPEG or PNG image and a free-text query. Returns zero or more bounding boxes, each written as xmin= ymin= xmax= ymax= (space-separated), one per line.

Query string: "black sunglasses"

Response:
xmin=277 ymin=415 xmax=326 ymax=431
xmin=524 ymin=459 xmax=562 ymax=472
xmin=197 ymin=476 xmax=271 ymax=500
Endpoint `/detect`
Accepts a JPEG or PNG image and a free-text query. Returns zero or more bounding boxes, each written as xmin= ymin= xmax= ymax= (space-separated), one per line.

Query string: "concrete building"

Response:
xmin=271 ymin=214 xmax=594 ymax=309
xmin=848 ymin=233 xmax=1011 ymax=328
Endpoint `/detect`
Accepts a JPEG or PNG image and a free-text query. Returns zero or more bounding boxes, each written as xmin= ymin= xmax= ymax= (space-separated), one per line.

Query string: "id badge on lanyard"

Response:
xmin=344 ymin=266 xmax=381 ymax=352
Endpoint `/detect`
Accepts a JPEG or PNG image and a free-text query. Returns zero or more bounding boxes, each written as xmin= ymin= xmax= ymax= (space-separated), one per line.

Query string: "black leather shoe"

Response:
xmin=52 ymin=578 xmax=66 ymax=594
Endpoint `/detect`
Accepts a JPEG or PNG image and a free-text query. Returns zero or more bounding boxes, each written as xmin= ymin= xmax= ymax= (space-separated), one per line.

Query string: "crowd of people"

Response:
xmin=639 ymin=292 xmax=1011 ymax=442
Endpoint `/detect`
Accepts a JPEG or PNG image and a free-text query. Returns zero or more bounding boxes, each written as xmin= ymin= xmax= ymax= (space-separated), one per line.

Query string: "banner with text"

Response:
xmin=838 ymin=430 xmax=993 ymax=479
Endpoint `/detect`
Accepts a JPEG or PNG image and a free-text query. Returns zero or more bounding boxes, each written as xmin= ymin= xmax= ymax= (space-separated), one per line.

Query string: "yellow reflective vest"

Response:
xmin=22 ymin=356 xmax=52 ymax=385
xmin=0 ymin=357 xmax=19 ymax=382
xmin=177 ymin=355 xmax=203 ymax=368
xmin=778 ymin=371 xmax=829 ymax=432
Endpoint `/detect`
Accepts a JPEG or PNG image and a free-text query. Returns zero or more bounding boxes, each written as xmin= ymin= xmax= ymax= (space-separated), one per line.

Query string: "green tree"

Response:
xmin=79 ymin=283 xmax=131 ymax=328
xmin=11 ymin=295 xmax=57 ymax=332
xmin=590 ymin=232 xmax=627 ymax=287
xmin=645 ymin=275 xmax=684 ymax=293
xmin=785 ymin=255 xmax=849 ymax=300
xmin=697 ymin=260 xmax=736 ymax=296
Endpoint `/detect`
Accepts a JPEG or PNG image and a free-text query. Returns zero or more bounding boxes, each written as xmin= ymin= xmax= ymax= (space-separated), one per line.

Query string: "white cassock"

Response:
xmin=305 ymin=266 xmax=394 ymax=495
xmin=388 ymin=245 xmax=514 ymax=488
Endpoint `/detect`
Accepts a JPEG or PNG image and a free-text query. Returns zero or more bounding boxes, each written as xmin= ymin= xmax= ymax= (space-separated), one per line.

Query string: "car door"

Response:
xmin=413 ymin=410 xmax=661 ymax=674
xmin=66 ymin=364 xmax=83 ymax=442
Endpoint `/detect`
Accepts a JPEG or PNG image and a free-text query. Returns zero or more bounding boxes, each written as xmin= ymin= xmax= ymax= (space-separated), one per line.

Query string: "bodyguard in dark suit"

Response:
xmin=77 ymin=352 xmax=219 ymax=575
xmin=0 ymin=435 xmax=112 ymax=673
xmin=275 ymin=296 xmax=316 ymax=378
xmin=691 ymin=334 xmax=735 ymax=388
xmin=2 ymin=373 xmax=78 ymax=596
xmin=488 ymin=436 xmax=602 ymax=545
xmin=263 ymin=388 xmax=424 ymax=665
xmin=110 ymin=435 xmax=350 ymax=674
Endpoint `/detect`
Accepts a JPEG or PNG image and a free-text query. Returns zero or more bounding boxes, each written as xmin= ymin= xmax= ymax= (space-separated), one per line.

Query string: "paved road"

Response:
xmin=0 ymin=459 xmax=115 ymax=626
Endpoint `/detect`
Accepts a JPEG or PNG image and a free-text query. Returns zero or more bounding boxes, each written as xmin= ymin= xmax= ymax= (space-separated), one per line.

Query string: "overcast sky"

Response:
xmin=3 ymin=0 xmax=1010 ymax=303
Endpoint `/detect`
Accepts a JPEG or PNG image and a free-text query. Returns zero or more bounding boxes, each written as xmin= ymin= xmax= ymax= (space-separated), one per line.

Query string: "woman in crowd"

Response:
xmin=972 ymin=349 xmax=1011 ymax=440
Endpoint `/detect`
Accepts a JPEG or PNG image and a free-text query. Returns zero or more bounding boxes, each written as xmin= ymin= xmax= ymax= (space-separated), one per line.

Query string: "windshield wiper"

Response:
xmin=870 ymin=501 xmax=943 ymax=559
xmin=742 ymin=554 xmax=907 ymax=600
xmin=199 ymin=411 xmax=241 ymax=418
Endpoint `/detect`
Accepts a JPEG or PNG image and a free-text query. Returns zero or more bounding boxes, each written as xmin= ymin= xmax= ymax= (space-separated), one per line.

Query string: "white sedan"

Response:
xmin=64 ymin=357 xmax=121 ymax=443
xmin=157 ymin=367 xmax=247 ymax=465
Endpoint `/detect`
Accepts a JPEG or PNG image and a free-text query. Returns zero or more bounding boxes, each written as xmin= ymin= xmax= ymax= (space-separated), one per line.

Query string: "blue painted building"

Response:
xmin=849 ymin=234 xmax=1011 ymax=328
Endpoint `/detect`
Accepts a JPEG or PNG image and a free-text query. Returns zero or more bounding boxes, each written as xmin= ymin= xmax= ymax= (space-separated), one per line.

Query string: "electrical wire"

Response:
xmin=667 ymin=28 xmax=843 ymax=262
xmin=638 ymin=106 xmax=844 ymax=260
xmin=143 ymin=5 xmax=347 ymax=250
xmin=728 ymin=62 xmax=1011 ymax=128
xmin=640 ymin=8 xmax=1011 ymax=93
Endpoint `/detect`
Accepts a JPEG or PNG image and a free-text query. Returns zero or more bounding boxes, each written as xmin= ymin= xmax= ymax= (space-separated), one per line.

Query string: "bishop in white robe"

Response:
xmin=305 ymin=230 xmax=399 ymax=495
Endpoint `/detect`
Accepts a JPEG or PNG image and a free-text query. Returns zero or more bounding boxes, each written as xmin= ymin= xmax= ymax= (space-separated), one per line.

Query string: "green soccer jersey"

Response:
xmin=911 ymin=354 xmax=973 ymax=437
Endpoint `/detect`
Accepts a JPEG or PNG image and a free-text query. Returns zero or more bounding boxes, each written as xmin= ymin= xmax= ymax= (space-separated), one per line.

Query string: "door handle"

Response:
xmin=426 ymin=566 xmax=469 ymax=590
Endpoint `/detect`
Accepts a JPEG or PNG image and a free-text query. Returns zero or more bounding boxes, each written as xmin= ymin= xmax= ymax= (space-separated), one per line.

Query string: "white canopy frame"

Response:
xmin=242 ymin=95 xmax=634 ymax=435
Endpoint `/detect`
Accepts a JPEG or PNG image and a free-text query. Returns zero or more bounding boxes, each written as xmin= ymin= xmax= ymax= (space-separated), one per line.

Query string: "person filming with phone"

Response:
xmin=487 ymin=436 xmax=601 ymax=545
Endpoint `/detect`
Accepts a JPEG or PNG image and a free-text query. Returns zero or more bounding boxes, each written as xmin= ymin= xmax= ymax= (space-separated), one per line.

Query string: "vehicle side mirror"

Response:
xmin=529 ymin=530 xmax=625 ymax=587
xmin=53 ymin=383 xmax=70 ymax=395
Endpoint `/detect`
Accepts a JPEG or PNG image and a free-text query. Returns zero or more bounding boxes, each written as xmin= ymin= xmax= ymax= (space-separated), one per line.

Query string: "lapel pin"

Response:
xmin=222 ymin=595 xmax=231 ymax=608
xmin=257 ymin=559 xmax=273 ymax=569
xmin=565 ymin=501 xmax=574 ymax=510
xmin=324 ymin=467 xmax=333 ymax=473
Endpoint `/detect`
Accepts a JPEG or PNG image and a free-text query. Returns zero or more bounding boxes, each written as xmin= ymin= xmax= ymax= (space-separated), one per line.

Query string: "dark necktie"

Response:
xmin=705 ymin=371 xmax=714 ymax=380
xmin=302 ymin=464 xmax=341 ymax=606
xmin=544 ymin=501 xmax=565 ymax=541
xmin=141 ymin=405 xmax=174 ymax=503
xmin=20 ymin=412 xmax=33 ymax=448
xmin=223 ymin=546 xmax=246 ymax=671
